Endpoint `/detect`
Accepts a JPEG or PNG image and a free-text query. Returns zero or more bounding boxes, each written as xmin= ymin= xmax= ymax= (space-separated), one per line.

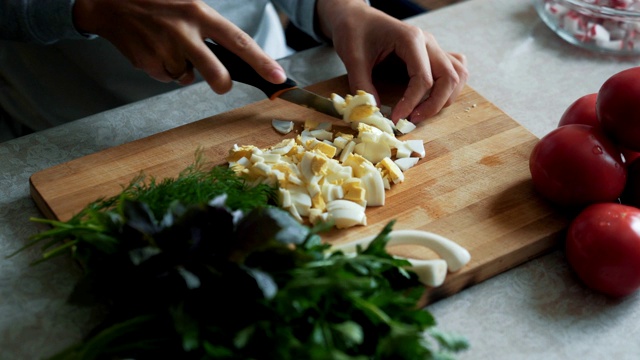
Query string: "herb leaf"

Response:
xmin=21 ymin=160 xmax=468 ymax=360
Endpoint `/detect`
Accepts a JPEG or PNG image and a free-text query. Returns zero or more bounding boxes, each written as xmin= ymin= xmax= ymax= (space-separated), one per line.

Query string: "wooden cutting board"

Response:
xmin=30 ymin=76 xmax=568 ymax=305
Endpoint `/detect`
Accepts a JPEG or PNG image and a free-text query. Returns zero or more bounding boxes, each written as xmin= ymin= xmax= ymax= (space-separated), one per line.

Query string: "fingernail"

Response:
xmin=271 ymin=68 xmax=286 ymax=83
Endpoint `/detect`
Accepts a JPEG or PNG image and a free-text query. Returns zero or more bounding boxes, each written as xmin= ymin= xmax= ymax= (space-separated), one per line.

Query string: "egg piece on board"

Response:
xmin=377 ymin=157 xmax=405 ymax=185
xmin=395 ymin=119 xmax=417 ymax=134
xmin=405 ymin=139 xmax=426 ymax=158
xmin=229 ymin=89 xmax=430 ymax=229
xmin=394 ymin=157 xmax=420 ymax=171
xmin=272 ymin=119 xmax=294 ymax=134
xmin=326 ymin=199 xmax=367 ymax=229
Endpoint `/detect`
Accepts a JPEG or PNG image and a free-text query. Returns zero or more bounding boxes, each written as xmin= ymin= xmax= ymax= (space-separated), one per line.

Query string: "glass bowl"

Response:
xmin=534 ymin=0 xmax=640 ymax=56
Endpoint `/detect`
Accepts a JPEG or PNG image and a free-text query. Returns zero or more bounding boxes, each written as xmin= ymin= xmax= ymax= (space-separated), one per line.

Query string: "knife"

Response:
xmin=204 ymin=40 xmax=342 ymax=119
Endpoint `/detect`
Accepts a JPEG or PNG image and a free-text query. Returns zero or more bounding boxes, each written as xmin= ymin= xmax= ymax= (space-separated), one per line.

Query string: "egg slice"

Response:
xmin=405 ymin=139 xmax=426 ymax=158
xmin=272 ymin=119 xmax=294 ymax=134
xmin=395 ymin=119 xmax=416 ymax=134
xmin=394 ymin=157 xmax=420 ymax=171
xmin=376 ymin=157 xmax=405 ymax=185
xmin=326 ymin=200 xmax=367 ymax=229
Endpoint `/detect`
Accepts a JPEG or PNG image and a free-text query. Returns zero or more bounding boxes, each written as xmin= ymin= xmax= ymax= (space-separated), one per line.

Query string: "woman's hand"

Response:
xmin=72 ymin=0 xmax=286 ymax=92
xmin=317 ymin=0 xmax=468 ymax=124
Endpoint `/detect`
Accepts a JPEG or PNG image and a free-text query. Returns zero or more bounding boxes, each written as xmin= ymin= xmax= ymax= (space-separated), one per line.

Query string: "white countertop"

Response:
xmin=2 ymin=0 xmax=640 ymax=358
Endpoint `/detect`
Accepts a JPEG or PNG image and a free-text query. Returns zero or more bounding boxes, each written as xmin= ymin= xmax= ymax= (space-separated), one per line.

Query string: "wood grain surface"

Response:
xmin=30 ymin=76 xmax=568 ymax=305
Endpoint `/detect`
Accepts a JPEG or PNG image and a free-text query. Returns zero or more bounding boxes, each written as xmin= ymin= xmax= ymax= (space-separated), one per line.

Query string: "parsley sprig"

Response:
xmin=20 ymin=160 xmax=468 ymax=359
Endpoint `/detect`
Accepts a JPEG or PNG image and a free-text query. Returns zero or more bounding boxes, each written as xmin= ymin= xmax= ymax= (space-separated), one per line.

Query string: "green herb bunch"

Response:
xmin=21 ymin=163 xmax=468 ymax=360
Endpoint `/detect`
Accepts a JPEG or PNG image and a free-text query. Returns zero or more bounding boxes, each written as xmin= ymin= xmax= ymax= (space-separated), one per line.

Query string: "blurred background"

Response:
xmin=283 ymin=0 xmax=468 ymax=51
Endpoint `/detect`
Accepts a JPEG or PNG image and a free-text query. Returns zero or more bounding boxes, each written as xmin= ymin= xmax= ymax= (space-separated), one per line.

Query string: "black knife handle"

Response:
xmin=204 ymin=40 xmax=297 ymax=99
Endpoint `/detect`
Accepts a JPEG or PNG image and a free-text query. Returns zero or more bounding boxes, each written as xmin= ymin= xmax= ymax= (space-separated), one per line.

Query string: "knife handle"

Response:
xmin=204 ymin=40 xmax=298 ymax=99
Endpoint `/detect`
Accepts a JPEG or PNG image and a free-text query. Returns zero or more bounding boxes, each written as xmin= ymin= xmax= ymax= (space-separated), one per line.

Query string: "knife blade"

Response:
xmin=204 ymin=40 xmax=342 ymax=119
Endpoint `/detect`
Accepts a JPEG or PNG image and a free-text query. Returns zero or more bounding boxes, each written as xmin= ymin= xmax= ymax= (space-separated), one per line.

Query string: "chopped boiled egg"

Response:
xmin=342 ymin=153 xmax=373 ymax=177
xmin=354 ymin=142 xmax=391 ymax=164
xmin=312 ymin=141 xmax=337 ymax=159
xmin=279 ymin=188 xmax=292 ymax=208
xmin=405 ymin=139 xmax=426 ymax=158
xmin=342 ymin=179 xmax=367 ymax=207
xmin=227 ymin=89 xmax=427 ymax=229
xmin=326 ymin=200 xmax=367 ymax=229
xmin=289 ymin=186 xmax=312 ymax=217
xmin=376 ymin=157 xmax=405 ymax=185
xmin=304 ymin=119 xmax=333 ymax=131
xmin=227 ymin=144 xmax=258 ymax=163
xmin=310 ymin=129 xmax=334 ymax=141
xmin=395 ymin=143 xmax=412 ymax=159
xmin=272 ymin=119 xmax=294 ymax=134
xmin=268 ymin=138 xmax=296 ymax=155
xmin=356 ymin=123 xmax=383 ymax=143
xmin=332 ymin=90 xmax=396 ymax=134
xmin=359 ymin=170 xmax=385 ymax=207
xmin=395 ymin=119 xmax=416 ymax=134
xmin=308 ymin=208 xmax=327 ymax=225
xmin=304 ymin=119 xmax=320 ymax=130
xmin=394 ymin=157 xmax=420 ymax=171
xmin=335 ymin=132 xmax=353 ymax=141
xmin=338 ymin=140 xmax=356 ymax=164
xmin=322 ymin=183 xmax=344 ymax=202
xmin=332 ymin=135 xmax=350 ymax=149
xmin=311 ymin=192 xmax=327 ymax=211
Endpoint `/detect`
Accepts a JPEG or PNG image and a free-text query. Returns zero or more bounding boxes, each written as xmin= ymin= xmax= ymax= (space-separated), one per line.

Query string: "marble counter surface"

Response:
xmin=2 ymin=0 xmax=640 ymax=358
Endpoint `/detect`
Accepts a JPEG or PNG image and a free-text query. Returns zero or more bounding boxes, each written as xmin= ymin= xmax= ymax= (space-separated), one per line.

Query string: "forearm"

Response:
xmin=1 ymin=0 xmax=87 ymax=43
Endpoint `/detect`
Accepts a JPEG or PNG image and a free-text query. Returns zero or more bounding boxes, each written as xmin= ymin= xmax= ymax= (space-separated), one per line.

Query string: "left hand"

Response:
xmin=316 ymin=0 xmax=468 ymax=124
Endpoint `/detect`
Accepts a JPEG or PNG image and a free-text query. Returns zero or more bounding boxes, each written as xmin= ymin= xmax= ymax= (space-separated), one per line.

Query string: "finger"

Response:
xmin=202 ymin=13 xmax=286 ymax=85
xmin=389 ymin=31 xmax=434 ymax=123
xmin=164 ymin=59 xmax=191 ymax=80
xmin=186 ymin=40 xmax=233 ymax=93
xmin=442 ymin=52 xmax=468 ymax=107
xmin=175 ymin=65 xmax=196 ymax=86
xmin=120 ymin=43 xmax=176 ymax=83
xmin=213 ymin=33 xmax=286 ymax=85
xmin=406 ymin=53 xmax=468 ymax=123
xmin=406 ymin=39 xmax=461 ymax=124
xmin=449 ymin=52 xmax=467 ymax=66
xmin=144 ymin=60 xmax=175 ymax=83
xmin=407 ymin=76 xmax=452 ymax=124
xmin=124 ymin=33 xmax=191 ymax=85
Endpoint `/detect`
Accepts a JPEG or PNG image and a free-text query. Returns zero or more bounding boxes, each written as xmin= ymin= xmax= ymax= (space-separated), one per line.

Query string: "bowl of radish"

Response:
xmin=534 ymin=0 xmax=640 ymax=55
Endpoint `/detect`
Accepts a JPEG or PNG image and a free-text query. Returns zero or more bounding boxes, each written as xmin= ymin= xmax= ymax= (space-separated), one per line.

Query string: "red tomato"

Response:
xmin=529 ymin=124 xmax=626 ymax=207
xmin=566 ymin=203 xmax=640 ymax=297
xmin=597 ymin=67 xmax=640 ymax=152
xmin=558 ymin=93 xmax=599 ymax=129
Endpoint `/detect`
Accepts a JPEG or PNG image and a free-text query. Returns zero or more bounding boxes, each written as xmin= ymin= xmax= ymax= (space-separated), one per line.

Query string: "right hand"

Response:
xmin=316 ymin=0 xmax=468 ymax=124
xmin=72 ymin=0 xmax=286 ymax=92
